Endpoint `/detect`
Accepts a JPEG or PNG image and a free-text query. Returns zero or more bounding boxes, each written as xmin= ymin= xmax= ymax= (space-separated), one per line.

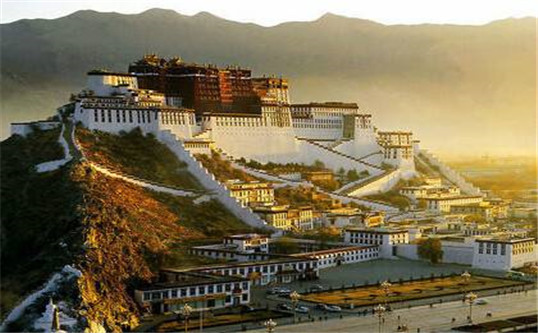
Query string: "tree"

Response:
xmin=272 ymin=237 xmax=300 ymax=254
xmin=313 ymin=160 xmax=325 ymax=170
xmin=347 ymin=169 xmax=360 ymax=182
xmin=417 ymin=238 xmax=444 ymax=264
xmin=337 ymin=167 xmax=346 ymax=180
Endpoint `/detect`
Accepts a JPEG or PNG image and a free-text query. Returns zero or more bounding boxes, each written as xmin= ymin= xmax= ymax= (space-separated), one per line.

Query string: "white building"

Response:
xmin=472 ymin=237 xmax=537 ymax=271
xmin=223 ymin=234 xmax=269 ymax=253
xmin=425 ymin=195 xmax=483 ymax=213
xmin=291 ymin=246 xmax=379 ymax=269
xmin=185 ymin=257 xmax=319 ymax=286
xmin=134 ymin=271 xmax=251 ymax=314
xmin=343 ymin=227 xmax=409 ymax=258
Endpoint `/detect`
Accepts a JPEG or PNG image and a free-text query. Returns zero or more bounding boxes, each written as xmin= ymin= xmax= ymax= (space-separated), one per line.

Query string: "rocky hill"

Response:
xmin=0 ymin=125 xmax=255 ymax=331
xmin=1 ymin=10 xmax=536 ymax=155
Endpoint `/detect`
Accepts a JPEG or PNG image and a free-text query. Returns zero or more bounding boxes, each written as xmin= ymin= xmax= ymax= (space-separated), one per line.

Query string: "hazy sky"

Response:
xmin=1 ymin=0 xmax=537 ymax=25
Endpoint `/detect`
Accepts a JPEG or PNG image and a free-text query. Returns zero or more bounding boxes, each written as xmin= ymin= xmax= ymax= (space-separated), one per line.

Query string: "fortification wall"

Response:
xmin=346 ymin=169 xmax=402 ymax=197
xmin=209 ymin=125 xmax=300 ymax=163
xmin=157 ymin=130 xmax=275 ymax=232
xmin=419 ymin=150 xmax=481 ymax=195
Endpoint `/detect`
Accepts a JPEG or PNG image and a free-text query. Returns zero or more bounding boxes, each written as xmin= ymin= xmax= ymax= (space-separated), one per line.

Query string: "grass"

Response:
xmin=0 ymin=127 xmax=82 ymax=318
xmin=77 ymin=127 xmax=202 ymax=190
xmin=150 ymin=192 xmax=261 ymax=238
xmin=195 ymin=151 xmax=258 ymax=183
xmin=300 ymin=275 xmax=525 ymax=307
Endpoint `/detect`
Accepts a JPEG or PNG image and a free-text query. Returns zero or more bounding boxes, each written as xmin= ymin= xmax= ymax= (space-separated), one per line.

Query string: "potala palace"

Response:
xmin=70 ymin=55 xmax=421 ymax=195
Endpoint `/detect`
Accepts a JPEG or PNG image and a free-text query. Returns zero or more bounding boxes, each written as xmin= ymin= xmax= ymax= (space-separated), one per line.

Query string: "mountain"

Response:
xmin=0 ymin=126 xmax=255 ymax=330
xmin=1 ymin=9 xmax=536 ymax=155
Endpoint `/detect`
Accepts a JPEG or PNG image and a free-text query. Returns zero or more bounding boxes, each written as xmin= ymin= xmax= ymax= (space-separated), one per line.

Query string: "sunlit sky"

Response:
xmin=1 ymin=0 xmax=537 ymax=25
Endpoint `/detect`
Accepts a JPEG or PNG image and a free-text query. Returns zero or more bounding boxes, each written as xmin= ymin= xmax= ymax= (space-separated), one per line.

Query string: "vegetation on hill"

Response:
xmin=0 ymin=127 xmax=82 ymax=318
xmin=195 ymin=151 xmax=257 ymax=183
xmin=77 ymin=127 xmax=201 ymax=190
xmin=239 ymin=158 xmax=327 ymax=175
xmin=1 ymin=128 xmax=254 ymax=331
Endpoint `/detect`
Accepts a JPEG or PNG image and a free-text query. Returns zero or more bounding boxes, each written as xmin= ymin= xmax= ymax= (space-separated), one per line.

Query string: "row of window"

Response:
xmin=203 ymin=261 xmax=316 ymax=277
xmin=92 ymin=109 xmax=155 ymax=124
xmin=161 ymin=112 xmax=195 ymax=125
xmin=142 ymin=282 xmax=249 ymax=301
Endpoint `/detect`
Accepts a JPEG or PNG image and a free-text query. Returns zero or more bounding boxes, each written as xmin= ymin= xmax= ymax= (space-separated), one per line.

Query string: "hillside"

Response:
xmin=1 ymin=10 xmax=536 ymax=155
xmin=0 ymin=126 xmax=254 ymax=331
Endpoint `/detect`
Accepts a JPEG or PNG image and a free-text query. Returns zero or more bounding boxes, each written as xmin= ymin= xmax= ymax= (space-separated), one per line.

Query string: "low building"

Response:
xmin=252 ymin=205 xmax=314 ymax=231
xmin=400 ymin=185 xmax=460 ymax=202
xmin=291 ymin=246 xmax=379 ymax=269
xmin=425 ymin=195 xmax=483 ymax=213
xmin=360 ymin=211 xmax=385 ymax=228
xmin=424 ymin=177 xmax=442 ymax=186
xmin=343 ymin=227 xmax=409 ymax=258
xmin=450 ymin=202 xmax=493 ymax=221
xmin=190 ymin=234 xmax=270 ymax=262
xmin=322 ymin=207 xmax=362 ymax=228
xmin=134 ymin=271 xmax=251 ymax=314
xmin=226 ymin=180 xmax=274 ymax=207
xmin=483 ymin=197 xmax=509 ymax=219
xmin=472 ymin=237 xmax=537 ymax=271
xmin=223 ymin=234 xmax=269 ymax=253
xmin=179 ymin=257 xmax=319 ymax=286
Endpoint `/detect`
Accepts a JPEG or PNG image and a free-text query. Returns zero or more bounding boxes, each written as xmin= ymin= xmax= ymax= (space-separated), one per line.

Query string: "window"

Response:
xmin=216 ymin=285 xmax=223 ymax=293
xmin=242 ymin=282 xmax=249 ymax=290
xmin=143 ymin=292 xmax=151 ymax=301
xmin=199 ymin=286 xmax=205 ymax=295
xmin=189 ymin=287 xmax=196 ymax=296
xmin=181 ymin=289 xmax=187 ymax=297
xmin=242 ymin=294 xmax=248 ymax=301
xmin=225 ymin=284 xmax=231 ymax=292
xmin=501 ymin=244 xmax=506 ymax=255
xmin=171 ymin=289 xmax=178 ymax=298
xmin=208 ymin=285 xmax=214 ymax=294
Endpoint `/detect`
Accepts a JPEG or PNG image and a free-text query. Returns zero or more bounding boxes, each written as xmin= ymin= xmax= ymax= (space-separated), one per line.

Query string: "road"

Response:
xmin=244 ymin=289 xmax=537 ymax=333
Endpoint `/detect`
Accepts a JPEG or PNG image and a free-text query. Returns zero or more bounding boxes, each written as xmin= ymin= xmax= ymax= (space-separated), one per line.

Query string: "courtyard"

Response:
xmin=300 ymin=275 xmax=526 ymax=307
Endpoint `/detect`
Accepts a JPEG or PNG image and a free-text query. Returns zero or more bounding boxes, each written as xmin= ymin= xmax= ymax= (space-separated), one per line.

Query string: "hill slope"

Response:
xmin=1 ymin=10 xmax=536 ymax=155
xmin=0 ymin=127 xmax=254 ymax=331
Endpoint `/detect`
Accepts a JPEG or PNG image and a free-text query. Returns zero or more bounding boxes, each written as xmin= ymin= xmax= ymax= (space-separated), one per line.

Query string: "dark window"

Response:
xmin=208 ymin=285 xmax=214 ymax=294
xmin=242 ymin=294 xmax=248 ymax=301
xmin=216 ymin=285 xmax=223 ymax=293
xmin=181 ymin=289 xmax=187 ymax=297
xmin=171 ymin=289 xmax=178 ymax=298
xmin=199 ymin=286 xmax=205 ymax=295
xmin=242 ymin=282 xmax=249 ymax=290
xmin=225 ymin=284 xmax=231 ymax=292
xmin=189 ymin=287 xmax=196 ymax=296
